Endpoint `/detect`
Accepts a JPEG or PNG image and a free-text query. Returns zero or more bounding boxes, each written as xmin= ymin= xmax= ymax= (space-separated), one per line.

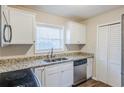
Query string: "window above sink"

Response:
xmin=35 ymin=23 xmax=64 ymax=53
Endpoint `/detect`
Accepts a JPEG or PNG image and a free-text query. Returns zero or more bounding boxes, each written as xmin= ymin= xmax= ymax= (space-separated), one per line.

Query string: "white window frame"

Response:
xmin=35 ymin=23 xmax=65 ymax=54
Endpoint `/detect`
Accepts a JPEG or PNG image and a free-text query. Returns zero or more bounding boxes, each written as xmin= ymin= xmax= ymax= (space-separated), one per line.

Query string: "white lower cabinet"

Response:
xmin=45 ymin=62 xmax=73 ymax=87
xmin=45 ymin=65 xmax=61 ymax=87
xmin=34 ymin=67 xmax=45 ymax=87
xmin=87 ymin=58 xmax=93 ymax=79
xmin=61 ymin=63 xmax=73 ymax=87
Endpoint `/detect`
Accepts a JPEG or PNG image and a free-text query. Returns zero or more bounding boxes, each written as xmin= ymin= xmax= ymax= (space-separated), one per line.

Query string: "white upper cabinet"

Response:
xmin=65 ymin=21 xmax=86 ymax=44
xmin=9 ymin=7 xmax=35 ymax=44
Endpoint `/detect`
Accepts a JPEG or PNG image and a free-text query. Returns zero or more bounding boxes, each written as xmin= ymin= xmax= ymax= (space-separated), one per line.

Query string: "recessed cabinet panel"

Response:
xmin=45 ymin=71 xmax=61 ymax=87
xmin=65 ymin=21 xmax=86 ymax=44
xmin=61 ymin=69 xmax=73 ymax=87
xmin=45 ymin=62 xmax=73 ymax=87
xmin=9 ymin=8 xmax=35 ymax=44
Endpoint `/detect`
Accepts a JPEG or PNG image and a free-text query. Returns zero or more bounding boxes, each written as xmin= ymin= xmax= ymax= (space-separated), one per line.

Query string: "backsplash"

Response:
xmin=0 ymin=44 xmax=85 ymax=57
xmin=0 ymin=45 xmax=34 ymax=57
xmin=65 ymin=44 xmax=85 ymax=51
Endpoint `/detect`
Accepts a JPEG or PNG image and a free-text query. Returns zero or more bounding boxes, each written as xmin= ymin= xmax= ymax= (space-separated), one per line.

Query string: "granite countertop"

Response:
xmin=0 ymin=52 xmax=94 ymax=73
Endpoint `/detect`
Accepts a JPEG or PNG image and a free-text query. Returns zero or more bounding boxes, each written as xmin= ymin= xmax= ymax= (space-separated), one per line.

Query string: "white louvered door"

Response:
xmin=97 ymin=22 xmax=121 ymax=87
xmin=108 ymin=23 xmax=121 ymax=87
xmin=97 ymin=25 xmax=109 ymax=84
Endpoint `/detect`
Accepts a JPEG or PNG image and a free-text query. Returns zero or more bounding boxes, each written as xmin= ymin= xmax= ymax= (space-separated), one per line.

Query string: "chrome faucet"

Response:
xmin=50 ymin=48 xmax=53 ymax=59
xmin=48 ymin=48 xmax=54 ymax=59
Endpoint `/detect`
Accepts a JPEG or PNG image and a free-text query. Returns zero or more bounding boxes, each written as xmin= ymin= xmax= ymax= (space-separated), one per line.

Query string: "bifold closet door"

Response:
xmin=97 ymin=25 xmax=109 ymax=84
xmin=108 ymin=23 xmax=121 ymax=87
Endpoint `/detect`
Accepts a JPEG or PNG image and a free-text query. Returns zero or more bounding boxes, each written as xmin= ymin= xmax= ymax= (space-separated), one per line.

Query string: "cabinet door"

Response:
xmin=9 ymin=8 xmax=35 ymax=44
xmin=96 ymin=25 xmax=109 ymax=84
xmin=45 ymin=65 xmax=61 ymax=87
xmin=65 ymin=21 xmax=86 ymax=44
xmin=78 ymin=24 xmax=86 ymax=44
xmin=61 ymin=69 xmax=73 ymax=87
xmin=35 ymin=67 xmax=45 ymax=87
xmin=108 ymin=23 xmax=121 ymax=87
xmin=45 ymin=71 xmax=61 ymax=87
xmin=60 ymin=62 xmax=73 ymax=87
xmin=87 ymin=58 xmax=93 ymax=79
xmin=45 ymin=62 xmax=73 ymax=87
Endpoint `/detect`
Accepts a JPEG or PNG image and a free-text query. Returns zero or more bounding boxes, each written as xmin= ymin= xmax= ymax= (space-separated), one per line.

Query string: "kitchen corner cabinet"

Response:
xmin=44 ymin=62 xmax=73 ymax=87
xmin=65 ymin=21 xmax=86 ymax=44
xmin=87 ymin=58 xmax=93 ymax=79
xmin=9 ymin=7 xmax=35 ymax=44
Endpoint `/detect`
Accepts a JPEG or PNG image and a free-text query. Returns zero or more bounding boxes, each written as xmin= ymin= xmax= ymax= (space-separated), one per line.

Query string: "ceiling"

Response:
xmin=22 ymin=5 xmax=123 ymax=21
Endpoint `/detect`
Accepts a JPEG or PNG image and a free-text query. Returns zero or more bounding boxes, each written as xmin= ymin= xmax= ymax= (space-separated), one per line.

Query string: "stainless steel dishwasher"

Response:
xmin=73 ymin=59 xmax=87 ymax=86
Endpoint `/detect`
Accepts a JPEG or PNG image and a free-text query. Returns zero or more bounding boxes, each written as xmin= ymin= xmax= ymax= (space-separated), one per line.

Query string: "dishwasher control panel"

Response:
xmin=74 ymin=59 xmax=87 ymax=66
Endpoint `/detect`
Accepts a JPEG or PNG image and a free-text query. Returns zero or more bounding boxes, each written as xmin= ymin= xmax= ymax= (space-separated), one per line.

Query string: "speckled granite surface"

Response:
xmin=0 ymin=52 xmax=94 ymax=73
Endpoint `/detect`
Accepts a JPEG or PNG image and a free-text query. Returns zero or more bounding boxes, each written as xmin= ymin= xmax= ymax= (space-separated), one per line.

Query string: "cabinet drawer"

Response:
xmin=45 ymin=64 xmax=61 ymax=74
xmin=45 ymin=62 xmax=73 ymax=73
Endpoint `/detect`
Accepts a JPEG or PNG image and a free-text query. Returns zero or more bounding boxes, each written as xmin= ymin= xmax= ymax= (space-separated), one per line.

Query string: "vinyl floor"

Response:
xmin=78 ymin=79 xmax=111 ymax=87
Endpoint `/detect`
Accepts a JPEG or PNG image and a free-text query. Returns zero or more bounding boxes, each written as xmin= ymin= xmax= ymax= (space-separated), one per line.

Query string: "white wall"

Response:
xmin=80 ymin=6 xmax=124 ymax=77
xmin=81 ymin=6 xmax=124 ymax=54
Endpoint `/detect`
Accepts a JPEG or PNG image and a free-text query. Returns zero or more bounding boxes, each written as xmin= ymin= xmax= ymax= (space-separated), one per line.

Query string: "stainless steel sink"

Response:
xmin=44 ymin=57 xmax=68 ymax=63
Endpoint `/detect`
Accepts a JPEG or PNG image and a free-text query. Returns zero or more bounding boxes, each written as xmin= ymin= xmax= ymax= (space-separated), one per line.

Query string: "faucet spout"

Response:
xmin=50 ymin=48 xmax=53 ymax=59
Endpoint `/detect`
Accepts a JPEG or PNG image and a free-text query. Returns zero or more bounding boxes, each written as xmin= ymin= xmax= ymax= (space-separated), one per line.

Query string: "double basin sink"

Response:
xmin=44 ymin=57 xmax=68 ymax=63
